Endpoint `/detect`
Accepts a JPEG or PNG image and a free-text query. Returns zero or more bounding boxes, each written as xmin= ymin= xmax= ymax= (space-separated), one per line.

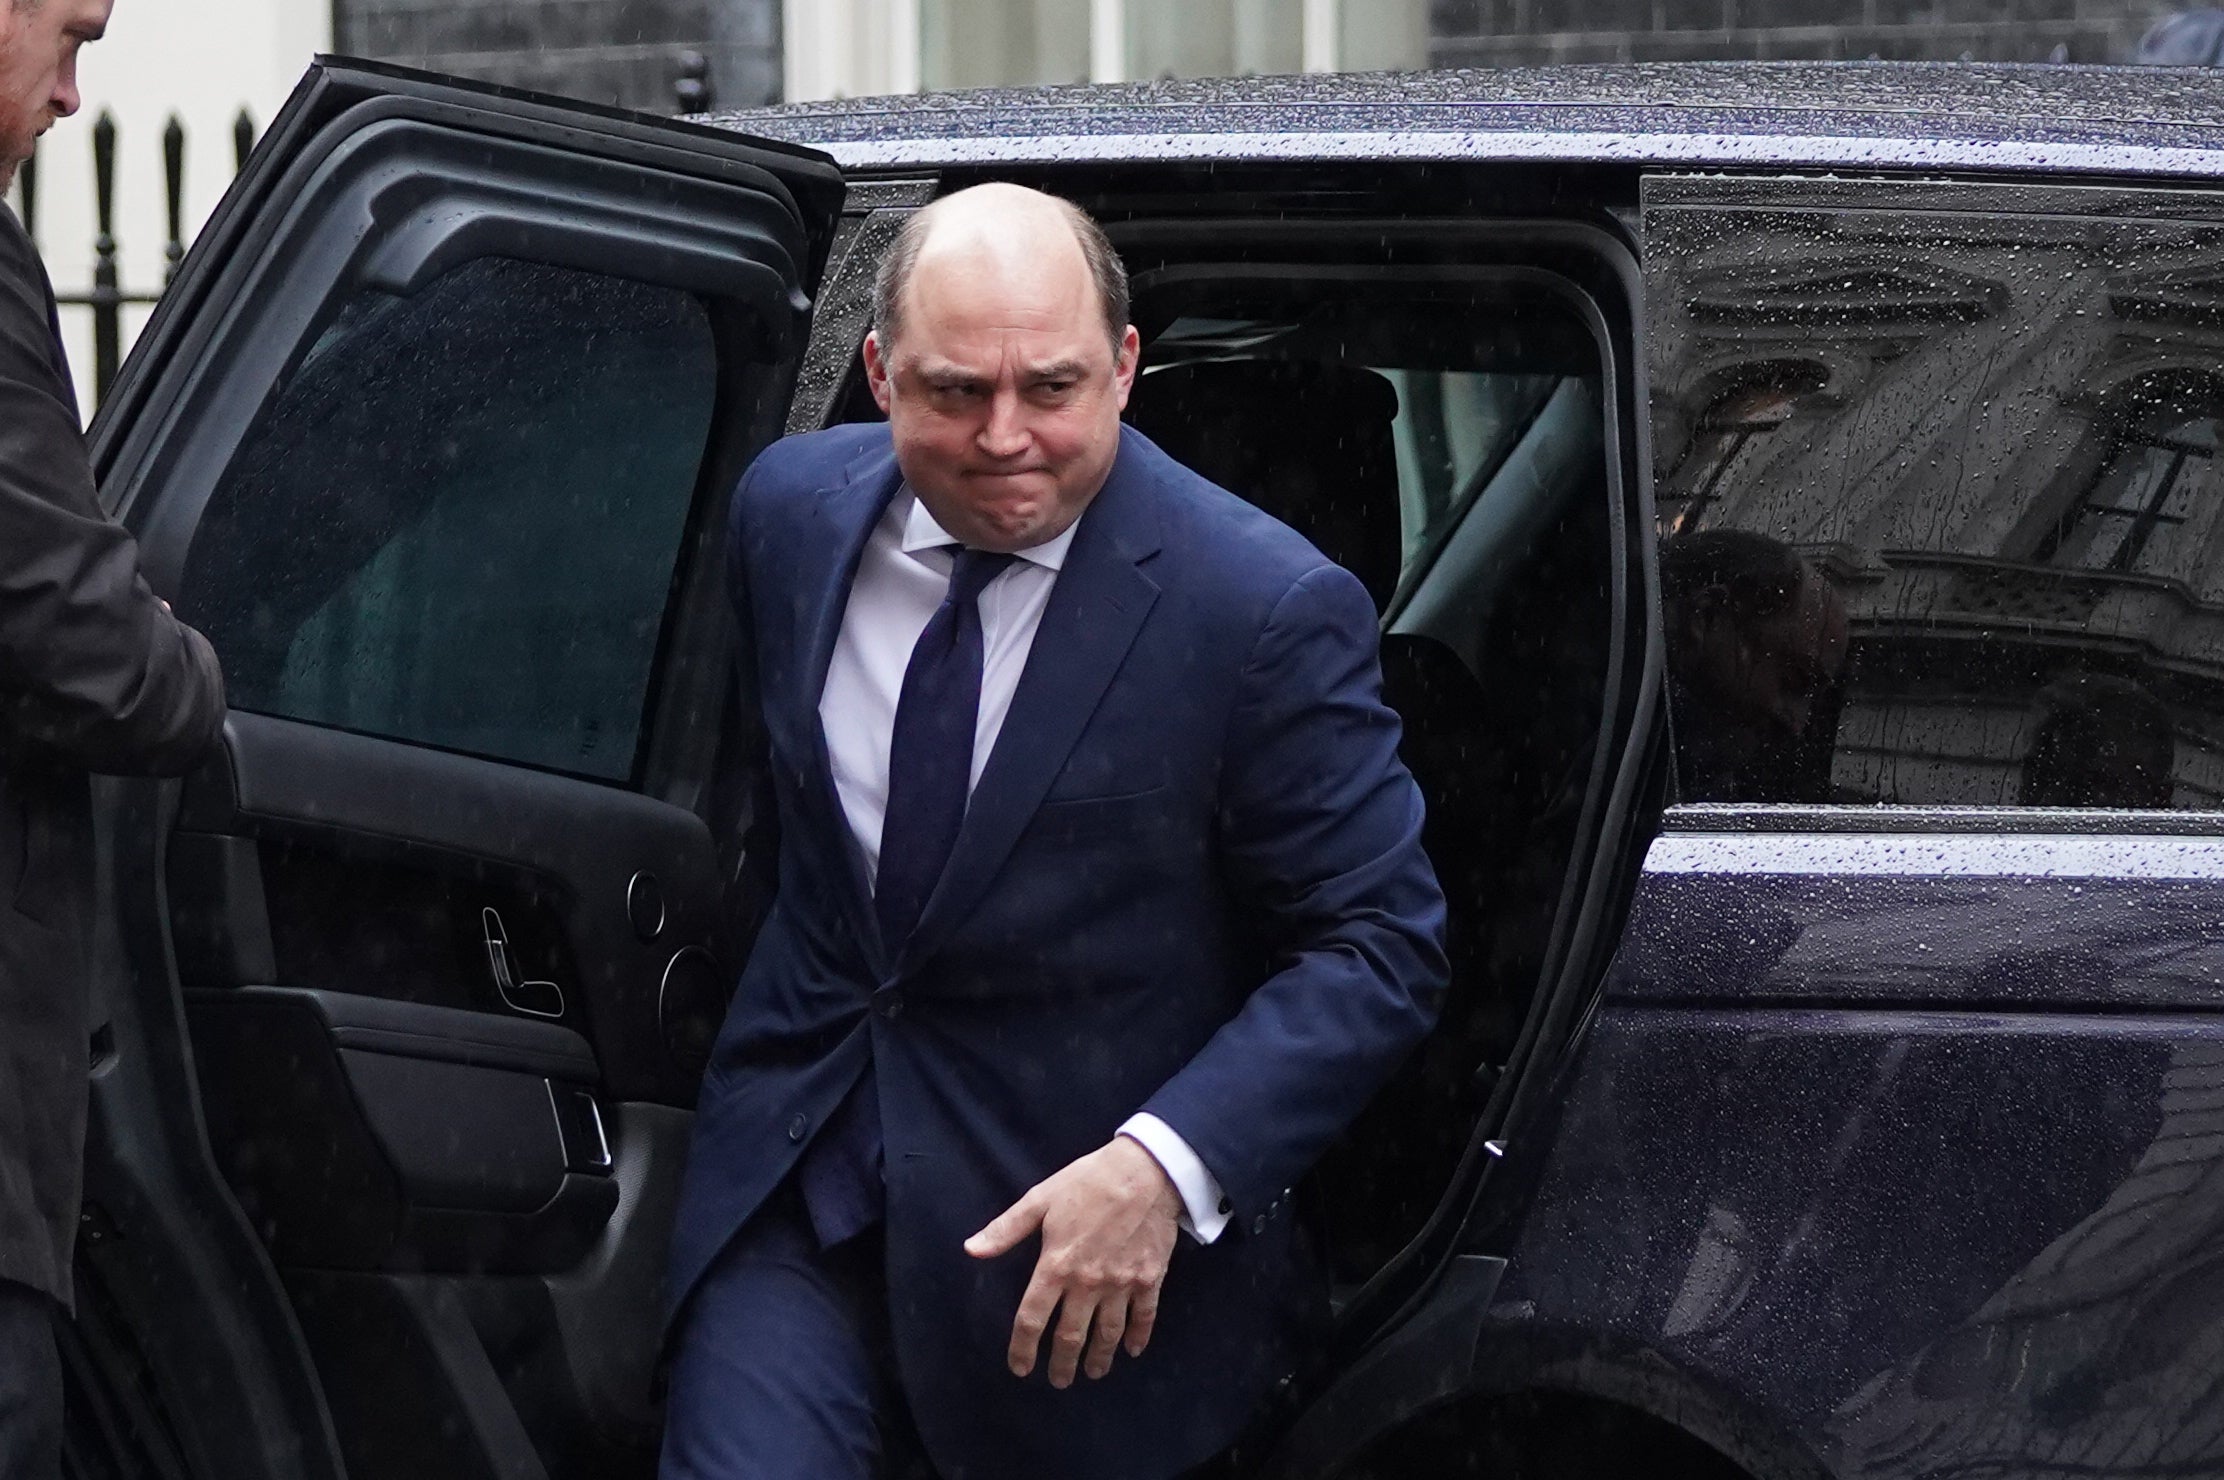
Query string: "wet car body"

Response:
xmin=71 ymin=57 xmax=2224 ymax=1480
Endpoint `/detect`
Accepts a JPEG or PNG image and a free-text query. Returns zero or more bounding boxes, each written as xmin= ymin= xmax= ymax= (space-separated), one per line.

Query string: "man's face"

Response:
xmin=862 ymin=213 xmax=1139 ymax=553
xmin=0 ymin=0 xmax=108 ymax=189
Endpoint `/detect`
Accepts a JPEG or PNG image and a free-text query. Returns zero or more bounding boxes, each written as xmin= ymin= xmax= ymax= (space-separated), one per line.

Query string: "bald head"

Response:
xmin=872 ymin=183 xmax=1129 ymax=353
xmin=858 ymin=182 xmax=1141 ymax=553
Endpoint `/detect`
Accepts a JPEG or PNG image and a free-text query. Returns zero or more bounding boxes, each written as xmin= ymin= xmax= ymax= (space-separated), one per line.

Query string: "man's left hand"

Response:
xmin=964 ymin=1135 xmax=1183 ymax=1388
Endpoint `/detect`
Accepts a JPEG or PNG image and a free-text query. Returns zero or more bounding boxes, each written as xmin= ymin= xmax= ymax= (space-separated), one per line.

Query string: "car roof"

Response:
xmin=704 ymin=61 xmax=2224 ymax=179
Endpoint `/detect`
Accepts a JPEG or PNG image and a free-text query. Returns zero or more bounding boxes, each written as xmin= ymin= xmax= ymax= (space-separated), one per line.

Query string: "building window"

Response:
xmin=787 ymin=0 xmax=1430 ymax=99
xmin=922 ymin=0 xmax=1091 ymax=88
xmin=1656 ymin=366 xmax=1827 ymax=538
xmin=2033 ymin=380 xmax=2224 ymax=580
xmin=1126 ymin=0 xmax=1302 ymax=79
xmin=2037 ymin=427 xmax=2212 ymax=574
xmin=1338 ymin=0 xmax=1429 ymax=70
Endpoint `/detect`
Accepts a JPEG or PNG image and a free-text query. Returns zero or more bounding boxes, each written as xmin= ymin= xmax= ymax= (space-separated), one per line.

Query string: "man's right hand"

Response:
xmin=963 ymin=1134 xmax=1183 ymax=1388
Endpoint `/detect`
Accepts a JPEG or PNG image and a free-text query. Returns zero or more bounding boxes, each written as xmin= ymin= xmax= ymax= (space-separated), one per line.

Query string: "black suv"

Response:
xmin=70 ymin=57 xmax=2224 ymax=1480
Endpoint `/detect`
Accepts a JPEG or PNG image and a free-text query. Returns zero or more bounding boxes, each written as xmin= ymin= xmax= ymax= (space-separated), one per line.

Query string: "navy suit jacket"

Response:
xmin=668 ymin=421 xmax=1448 ymax=1480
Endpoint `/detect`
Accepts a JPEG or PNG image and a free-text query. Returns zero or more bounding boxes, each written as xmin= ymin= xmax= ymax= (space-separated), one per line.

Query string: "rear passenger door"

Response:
xmin=75 ymin=61 xmax=840 ymax=1480
xmin=1549 ymin=173 xmax=2224 ymax=1476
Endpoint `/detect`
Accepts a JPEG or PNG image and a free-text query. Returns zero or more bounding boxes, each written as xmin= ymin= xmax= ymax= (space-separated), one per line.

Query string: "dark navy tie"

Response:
xmin=798 ymin=544 xmax=1014 ymax=1248
xmin=873 ymin=545 xmax=1016 ymax=948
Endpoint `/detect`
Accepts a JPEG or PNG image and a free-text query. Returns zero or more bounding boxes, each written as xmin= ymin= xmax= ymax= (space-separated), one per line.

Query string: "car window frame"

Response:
xmin=635 ymin=176 xmax=942 ymax=813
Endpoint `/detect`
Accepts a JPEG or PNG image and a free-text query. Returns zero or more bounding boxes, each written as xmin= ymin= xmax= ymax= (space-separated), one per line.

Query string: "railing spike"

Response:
xmin=163 ymin=113 xmax=185 ymax=285
xmin=233 ymin=109 xmax=254 ymax=174
xmin=673 ymin=49 xmax=712 ymax=115
xmin=91 ymin=109 xmax=115 ymax=235
xmin=90 ymin=109 xmax=119 ymax=405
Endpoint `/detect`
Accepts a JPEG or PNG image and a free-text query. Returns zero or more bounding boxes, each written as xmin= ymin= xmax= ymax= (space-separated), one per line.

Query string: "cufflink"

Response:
xmin=1218 ymin=1195 xmax=1233 ymax=1216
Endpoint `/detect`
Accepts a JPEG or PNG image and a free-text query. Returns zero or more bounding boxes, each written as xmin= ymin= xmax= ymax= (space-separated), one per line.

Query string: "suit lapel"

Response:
xmin=898 ymin=432 xmax=1164 ymax=973
xmin=794 ymin=441 xmax=904 ymax=970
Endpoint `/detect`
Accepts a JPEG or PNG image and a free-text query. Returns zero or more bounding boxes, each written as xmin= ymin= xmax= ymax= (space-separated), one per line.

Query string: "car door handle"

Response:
xmin=482 ymin=906 xmax=566 ymax=1019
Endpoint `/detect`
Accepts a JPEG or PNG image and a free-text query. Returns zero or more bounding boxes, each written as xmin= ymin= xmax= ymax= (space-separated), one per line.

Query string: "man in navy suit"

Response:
xmin=661 ymin=182 xmax=1447 ymax=1480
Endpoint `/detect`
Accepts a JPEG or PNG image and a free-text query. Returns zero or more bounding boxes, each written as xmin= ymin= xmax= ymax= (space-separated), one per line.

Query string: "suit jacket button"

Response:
xmin=876 ymin=992 xmax=903 ymax=1020
xmin=1217 ymin=1196 xmax=1233 ymax=1216
xmin=1251 ymin=1213 xmax=1268 ymax=1236
xmin=787 ymin=1112 xmax=810 ymax=1142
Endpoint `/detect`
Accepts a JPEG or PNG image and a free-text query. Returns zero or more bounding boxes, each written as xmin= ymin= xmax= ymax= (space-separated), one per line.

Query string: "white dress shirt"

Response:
xmin=818 ymin=488 xmax=1231 ymax=1243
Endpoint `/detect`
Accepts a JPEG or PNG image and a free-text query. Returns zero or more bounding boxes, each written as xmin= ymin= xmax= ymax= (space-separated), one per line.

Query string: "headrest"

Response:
xmin=1127 ymin=359 xmax=1406 ymax=609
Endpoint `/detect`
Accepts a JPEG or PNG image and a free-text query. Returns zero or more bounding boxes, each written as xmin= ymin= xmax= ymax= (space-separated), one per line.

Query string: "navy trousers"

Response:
xmin=659 ymin=1184 xmax=921 ymax=1480
xmin=0 ymin=1279 xmax=59 ymax=1480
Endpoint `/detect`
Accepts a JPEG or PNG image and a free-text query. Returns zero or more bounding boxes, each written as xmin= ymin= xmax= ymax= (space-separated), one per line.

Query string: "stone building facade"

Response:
xmin=1429 ymin=0 xmax=2178 ymax=65
xmin=332 ymin=0 xmax=782 ymax=113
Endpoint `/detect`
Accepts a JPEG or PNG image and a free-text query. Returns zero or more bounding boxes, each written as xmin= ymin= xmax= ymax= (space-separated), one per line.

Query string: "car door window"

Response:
xmin=84 ymin=70 xmax=842 ymax=1480
xmin=177 ymin=255 xmax=717 ymax=783
xmin=1649 ymin=180 xmax=2224 ymax=810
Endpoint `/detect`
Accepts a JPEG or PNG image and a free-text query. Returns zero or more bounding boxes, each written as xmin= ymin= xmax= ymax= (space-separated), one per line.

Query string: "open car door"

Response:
xmin=72 ymin=58 xmax=841 ymax=1480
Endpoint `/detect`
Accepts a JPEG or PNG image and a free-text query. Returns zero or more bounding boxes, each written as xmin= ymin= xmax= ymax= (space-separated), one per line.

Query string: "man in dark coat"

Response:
xmin=0 ymin=1 xmax=228 ymax=1471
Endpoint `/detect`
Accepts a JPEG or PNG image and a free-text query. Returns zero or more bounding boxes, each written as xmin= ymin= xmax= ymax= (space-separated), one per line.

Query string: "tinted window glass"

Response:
xmin=180 ymin=257 xmax=718 ymax=782
xmin=1651 ymin=195 xmax=2224 ymax=809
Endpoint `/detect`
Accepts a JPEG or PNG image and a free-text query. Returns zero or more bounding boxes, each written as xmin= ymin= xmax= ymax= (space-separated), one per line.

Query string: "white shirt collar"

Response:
xmin=896 ymin=487 xmax=1079 ymax=572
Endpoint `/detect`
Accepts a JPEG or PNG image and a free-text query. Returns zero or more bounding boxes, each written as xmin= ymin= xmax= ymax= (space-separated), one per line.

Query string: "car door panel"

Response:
xmin=170 ymin=713 xmax=723 ymax=1100
xmin=1488 ymin=843 xmax=2215 ymax=1480
xmin=78 ymin=60 xmax=842 ymax=1480
xmin=188 ymin=983 xmax=617 ymax=1274
xmin=168 ymin=713 xmax=711 ymax=1280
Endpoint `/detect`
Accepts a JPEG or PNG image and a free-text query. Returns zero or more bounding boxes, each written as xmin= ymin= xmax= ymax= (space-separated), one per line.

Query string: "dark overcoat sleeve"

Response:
xmin=0 ymin=206 xmax=224 ymax=774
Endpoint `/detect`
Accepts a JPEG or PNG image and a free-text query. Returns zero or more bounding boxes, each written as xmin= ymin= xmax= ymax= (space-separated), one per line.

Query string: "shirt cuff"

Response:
xmin=1118 ymin=1112 xmax=1232 ymax=1245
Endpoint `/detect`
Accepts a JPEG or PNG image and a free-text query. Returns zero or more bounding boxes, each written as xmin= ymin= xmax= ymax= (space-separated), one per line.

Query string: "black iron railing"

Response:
xmin=18 ymin=108 xmax=256 ymax=408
